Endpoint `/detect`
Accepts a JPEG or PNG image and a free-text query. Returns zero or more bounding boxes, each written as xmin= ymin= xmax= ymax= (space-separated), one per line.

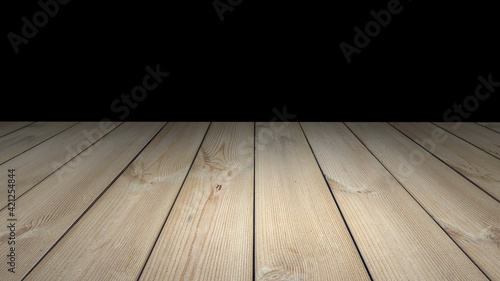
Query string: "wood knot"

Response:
xmin=483 ymin=226 xmax=500 ymax=246
xmin=329 ymin=179 xmax=374 ymax=194
xmin=262 ymin=269 xmax=295 ymax=281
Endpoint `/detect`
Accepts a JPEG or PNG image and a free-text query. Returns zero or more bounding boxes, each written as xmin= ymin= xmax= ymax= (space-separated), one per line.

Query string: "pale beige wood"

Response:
xmin=0 ymin=122 xmax=164 ymax=280
xmin=254 ymin=122 xmax=370 ymax=281
xmin=0 ymin=122 xmax=77 ymax=164
xmin=302 ymin=122 xmax=487 ymax=280
xmin=392 ymin=122 xmax=500 ymax=201
xmin=25 ymin=122 xmax=209 ymax=281
xmin=346 ymin=122 xmax=500 ymax=280
xmin=434 ymin=122 xmax=500 ymax=159
xmin=0 ymin=122 xmax=121 ymax=209
xmin=0 ymin=122 xmax=33 ymax=138
xmin=139 ymin=122 xmax=253 ymax=281
xmin=478 ymin=122 xmax=500 ymax=133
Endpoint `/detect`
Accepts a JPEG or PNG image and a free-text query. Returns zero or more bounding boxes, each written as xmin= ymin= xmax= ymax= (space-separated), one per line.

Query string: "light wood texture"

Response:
xmin=0 ymin=122 xmax=77 ymax=165
xmin=25 ymin=122 xmax=209 ymax=281
xmin=478 ymin=122 xmax=500 ymax=133
xmin=346 ymin=122 xmax=500 ymax=280
xmin=0 ymin=122 xmax=164 ymax=280
xmin=0 ymin=122 xmax=33 ymax=138
xmin=301 ymin=122 xmax=487 ymax=280
xmin=254 ymin=122 xmax=370 ymax=281
xmin=140 ymin=122 xmax=253 ymax=281
xmin=0 ymin=122 xmax=121 ymax=210
xmin=392 ymin=122 xmax=500 ymax=201
xmin=433 ymin=122 xmax=500 ymax=159
xmin=3 ymin=122 xmax=498 ymax=280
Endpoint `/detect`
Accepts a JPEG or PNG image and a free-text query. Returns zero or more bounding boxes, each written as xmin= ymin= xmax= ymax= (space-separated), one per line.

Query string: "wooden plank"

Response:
xmin=0 ymin=122 xmax=121 ymax=209
xmin=434 ymin=122 xmax=500 ymax=159
xmin=0 ymin=122 xmax=77 ymax=165
xmin=478 ymin=122 xmax=500 ymax=133
xmin=0 ymin=122 xmax=164 ymax=280
xmin=346 ymin=122 xmax=500 ymax=280
xmin=392 ymin=122 xmax=500 ymax=201
xmin=302 ymin=122 xmax=487 ymax=280
xmin=139 ymin=122 xmax=253 ymax=281
xmin=24 ymin=122 xmax=209 ymax=281
xmin=254 ymin=122 xmax=370 ymax=281
xmin=0 ymin=122 xmax=33 ymax=138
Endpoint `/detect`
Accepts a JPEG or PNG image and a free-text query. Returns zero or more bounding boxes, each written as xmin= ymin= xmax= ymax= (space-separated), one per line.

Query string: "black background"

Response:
xmin=3 ymin=0 xmax=499 ymax=121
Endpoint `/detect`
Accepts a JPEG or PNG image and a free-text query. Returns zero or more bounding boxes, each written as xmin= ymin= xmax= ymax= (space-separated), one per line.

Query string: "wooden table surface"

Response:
xmin=0 ymin=122 xmax=499 ymax=280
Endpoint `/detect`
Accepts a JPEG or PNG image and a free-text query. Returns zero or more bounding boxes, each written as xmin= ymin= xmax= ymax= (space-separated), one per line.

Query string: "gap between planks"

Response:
xmin=302 ymin=122 xmax=487 ymax=280
xmin=0 ymin=122 xmax=165 ymax=280
xmin=346 ymin=122 xmax=500 ymax=280
xmin=25 ymin=122 xmax=210 ymax=281
xmin=0 ymin=122 xmax=122 ymax=211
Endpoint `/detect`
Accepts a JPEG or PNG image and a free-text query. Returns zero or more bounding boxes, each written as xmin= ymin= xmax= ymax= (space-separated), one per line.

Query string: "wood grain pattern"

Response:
xmin=1 ymin=122 xmax=498 ymax=280
xmin=25 ymin=122 xmax=209 ymax=281
xmin=478 ymin=122 xmax=500 ymax=133
xmin=301 ymin=122 xmax=487 ymax=280
xmin=139 ymin=122 xmax=253 ymax=281
xmin=433 ymin=122 xmax=500 ymax=159
xmin=254 ymin=122 xmax=370 ymax=281
xmin=0 ymin=122 xmax=33 ymax=138
xmin=0 ymin=122 xmax=121 ymax=210
xmin=0 ymin=122 xmax=164 ymax=280
xmin=0 ymin=122 xmax=77 ymax=165
xmin=392 ymin=122 xmax=500 ymax=201
xmin=346 ymin=122 xmax=500 ymax=280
